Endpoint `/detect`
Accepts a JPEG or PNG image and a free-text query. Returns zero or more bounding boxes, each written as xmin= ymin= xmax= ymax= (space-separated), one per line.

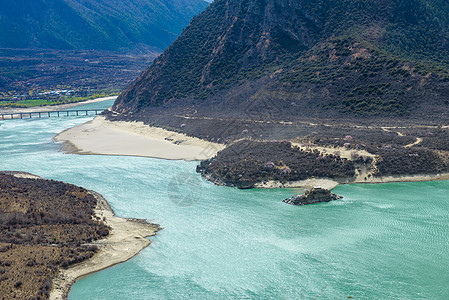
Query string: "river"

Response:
xmin=0 ymin=99 xmax=448 ymax=299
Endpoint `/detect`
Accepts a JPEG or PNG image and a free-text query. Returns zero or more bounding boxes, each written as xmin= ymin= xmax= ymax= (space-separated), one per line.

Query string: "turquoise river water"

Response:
xmin=0 ymin=100 xmax=448 ymax=299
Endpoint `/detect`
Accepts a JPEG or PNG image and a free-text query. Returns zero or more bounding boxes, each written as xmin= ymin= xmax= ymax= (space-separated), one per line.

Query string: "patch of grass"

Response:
xmin=0 ymin=91 xmax=118 ymax=108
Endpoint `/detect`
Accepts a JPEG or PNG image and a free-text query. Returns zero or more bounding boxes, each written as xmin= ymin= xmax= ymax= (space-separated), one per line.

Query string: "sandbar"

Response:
xmin=54 ymin=116 xmax=225 ymax=161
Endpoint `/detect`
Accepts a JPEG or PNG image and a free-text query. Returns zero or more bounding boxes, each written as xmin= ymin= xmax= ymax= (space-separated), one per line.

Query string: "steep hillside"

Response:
xmin=114 ymin=0 xmax=449 ymax=121
xmin=0 ymin=0 xmax=208 ymax=51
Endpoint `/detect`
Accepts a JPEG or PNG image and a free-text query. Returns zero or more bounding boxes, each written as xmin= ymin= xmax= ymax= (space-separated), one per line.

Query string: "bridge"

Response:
xmin=1 ymin=109 xmax=107 ymax=120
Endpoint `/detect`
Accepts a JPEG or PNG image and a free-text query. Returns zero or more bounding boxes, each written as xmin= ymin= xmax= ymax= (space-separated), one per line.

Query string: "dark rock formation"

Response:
xmin=196 ymin=140 xmax=355 ymax=188
xmin=283 ymin=187 xmax=342 ymax=206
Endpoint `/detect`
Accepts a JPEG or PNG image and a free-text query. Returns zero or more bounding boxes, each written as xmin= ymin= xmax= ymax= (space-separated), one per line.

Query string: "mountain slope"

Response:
xmin=114 ymin=0 xmax=449 ymax=120
xmin=0 ymin=0 xmax=209 ymax=51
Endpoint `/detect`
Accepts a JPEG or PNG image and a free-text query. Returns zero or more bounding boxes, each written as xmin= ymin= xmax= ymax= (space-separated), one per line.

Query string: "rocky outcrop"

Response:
xmin=283 ymin=187 xmax=342 ymax=206
xmin=195 ymin=140 xmax=355 ymax=188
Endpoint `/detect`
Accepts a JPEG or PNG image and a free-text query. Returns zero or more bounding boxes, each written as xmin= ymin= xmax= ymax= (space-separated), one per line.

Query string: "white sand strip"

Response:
xmin=361 ymin=172 xmax=449 ymax=184
xmin=49 ymin=191 xmax=160 ymax=300
xmin=255 ymin=178 xmax=340 ymax=190
xmin=255 ymin=173 xmax=449 ymax=191
xmin=54 ymin=116 xmax=225 ymax=161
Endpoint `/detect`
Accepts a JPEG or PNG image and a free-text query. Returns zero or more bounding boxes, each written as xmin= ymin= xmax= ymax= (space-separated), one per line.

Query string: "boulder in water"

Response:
xmin=283 ymin=187 xmax=342 ymax=206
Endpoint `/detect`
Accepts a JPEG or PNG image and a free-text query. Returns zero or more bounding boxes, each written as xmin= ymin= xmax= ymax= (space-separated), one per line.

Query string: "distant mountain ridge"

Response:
xmin=114 ymin=0 xmax=449 ymax=121
xmin=0 ymin=0 xmax=209 ymax=51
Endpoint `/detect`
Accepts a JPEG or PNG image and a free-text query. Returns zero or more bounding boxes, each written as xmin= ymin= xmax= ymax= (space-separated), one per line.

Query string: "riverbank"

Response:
xmin=363 ymin=172 xmax=449 ymax=185
xmin=255 ymin=178 xmax=340 ymax=190
xmin=54 ymin=116 xmax=225 ymax=161
xmin=55 ymin=113 xmax=449 ymax=189
xmin=254 ymin=173 xmax=449 ymax=191
xmin=49 ymin=190 xmax=160 ymax=300
xmin=0 ymin=96 xmax=117 ymax=114
xmin=0 ymin=171 xmax=158 ymax=300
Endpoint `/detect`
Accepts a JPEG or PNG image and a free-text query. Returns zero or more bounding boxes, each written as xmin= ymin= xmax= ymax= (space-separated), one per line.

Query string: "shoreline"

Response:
xmin=54 ymin=116 xmax=449 ymax=189
xmin=54 ymin=116 xmax=225 ymax=161
xmin=255 ymin=172 xmax=449 ymax=191
xmin=49 ymin=190 xmax=160 ymax=300
xmin=255 ymin=178 xmax=340 ymax=190
xmin=358 ymin=172 xmax=449 ymax=185
xmin=0 ymin=96 xmax=117 ymax=115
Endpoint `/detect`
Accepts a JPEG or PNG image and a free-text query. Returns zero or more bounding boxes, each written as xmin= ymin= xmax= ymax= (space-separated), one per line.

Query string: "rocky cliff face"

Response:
xmin=114 ymin=0 xmax=449 ymax=121
xmin=114 ymin=0 xmax=324 ymax=112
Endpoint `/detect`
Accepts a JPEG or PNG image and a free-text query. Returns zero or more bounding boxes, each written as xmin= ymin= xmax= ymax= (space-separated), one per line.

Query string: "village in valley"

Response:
xmin=0 ymin=48 xmax=158 ymax=108
xmin=0 ymin=86 xmax=115 ymax=109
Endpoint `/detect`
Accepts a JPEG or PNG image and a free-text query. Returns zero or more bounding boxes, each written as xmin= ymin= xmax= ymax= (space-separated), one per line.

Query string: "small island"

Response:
xmin=283 ymin=187 xmax=343 ymax=206
xmin=0 ymin=171 xmax=160 ymax=300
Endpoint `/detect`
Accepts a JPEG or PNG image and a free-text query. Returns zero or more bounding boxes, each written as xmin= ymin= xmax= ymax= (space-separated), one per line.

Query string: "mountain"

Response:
xmin=0 ymin=0 xmax=209 ymax=51
xmin=114 ymin=0 xmax=449 ymax=121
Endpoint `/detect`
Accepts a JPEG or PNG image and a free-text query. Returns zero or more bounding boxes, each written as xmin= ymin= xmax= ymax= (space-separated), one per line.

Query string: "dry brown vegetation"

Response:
xmin=0 ymin=173 xmax=109 ymax=300
xmin=197 ymin=140 xmax=356 ymax=188
xmin=192 ymin=119 xmax=449 ymax=187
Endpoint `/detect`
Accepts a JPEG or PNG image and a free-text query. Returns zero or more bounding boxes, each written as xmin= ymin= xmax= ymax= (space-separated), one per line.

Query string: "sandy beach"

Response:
xmin=255 ymin=178 xmax=340 ymax=190
xmin=54 ymin=116 xmax=225 ymax=161
xmin=49 ymin=190 xmax=160 ymax=300
xmin=0 ymin=96 xmax=117 ymax=115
